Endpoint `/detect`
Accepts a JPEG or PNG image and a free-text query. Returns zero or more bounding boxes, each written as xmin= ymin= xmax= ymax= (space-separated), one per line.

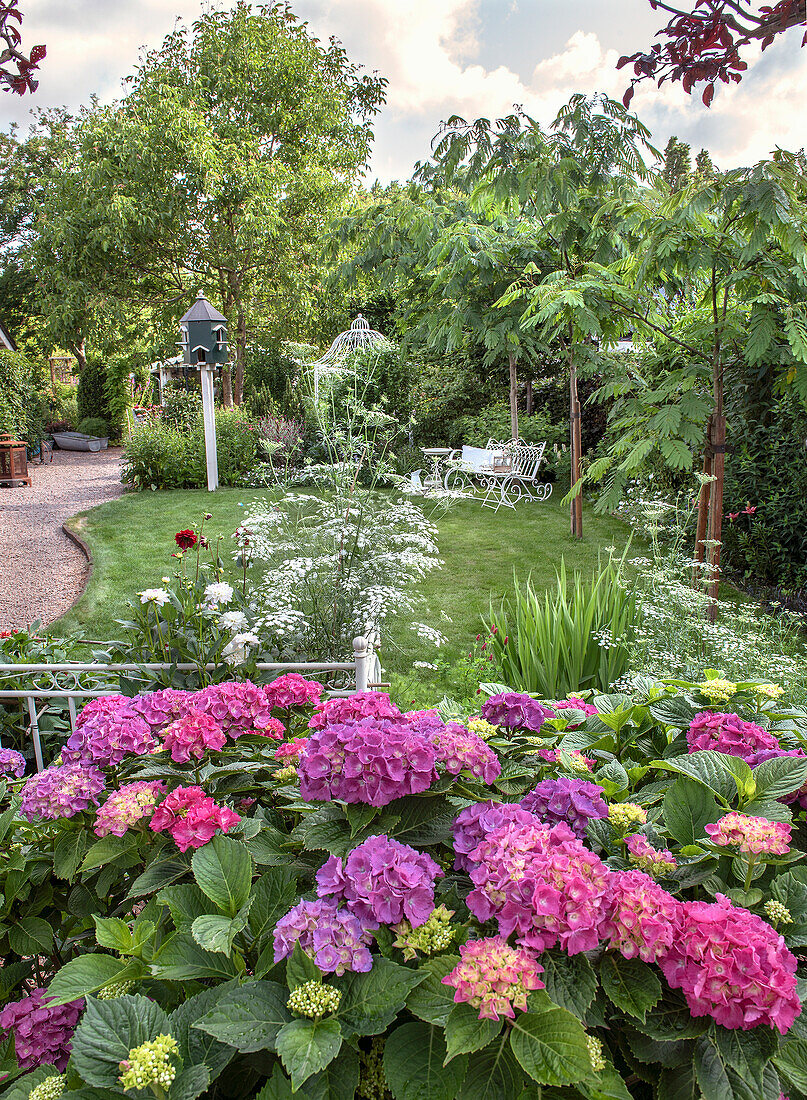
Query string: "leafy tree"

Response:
xmin=662 ymin=136 xmax=692 ymax=192
xmin=434 ymin=95 xmax=657 ymax=535
xmin=619 ymin=0 xmax=806 ymax=107
xmin=26 ymin=2 xmax=386 ymax=403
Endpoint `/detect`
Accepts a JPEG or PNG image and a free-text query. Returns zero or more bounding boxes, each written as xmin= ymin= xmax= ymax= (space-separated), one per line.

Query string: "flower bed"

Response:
xmin=1 ymin=673 xmax=807 ymax=1098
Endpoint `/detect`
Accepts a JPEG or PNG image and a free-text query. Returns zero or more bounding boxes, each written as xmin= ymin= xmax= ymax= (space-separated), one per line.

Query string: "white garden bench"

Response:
xmin=443 ymin=439 xmax=553 ymax=510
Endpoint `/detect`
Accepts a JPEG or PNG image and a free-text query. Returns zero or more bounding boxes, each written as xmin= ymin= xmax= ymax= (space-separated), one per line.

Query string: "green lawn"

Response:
xmin=54 ymin=489 xmax=632 ymax=680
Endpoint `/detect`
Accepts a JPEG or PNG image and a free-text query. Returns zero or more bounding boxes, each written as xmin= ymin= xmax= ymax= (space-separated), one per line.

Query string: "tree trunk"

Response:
xmin=70 ymin=339 xmax=87 ymax=373
xmin=693 ymin=429 xmax=713 ymax=589
xmin=508 ymin=352 xmax=519 ymax=440
xmin=234 ymin=306 xmax=247 ymax=406
xmin=526 ymin=378 xmax=533 ymax=417
xmin=569 ymin=354 xmax=583 ymax=538
xmin=221 ymin=367 xmax=233 ymax=409
xmin=706 ymin=413 xmax=726 ymax=621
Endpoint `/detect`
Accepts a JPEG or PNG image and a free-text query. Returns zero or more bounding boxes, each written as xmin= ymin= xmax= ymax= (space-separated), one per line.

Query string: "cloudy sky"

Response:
xmin=3 ymin=0 xmax=805 ymax=181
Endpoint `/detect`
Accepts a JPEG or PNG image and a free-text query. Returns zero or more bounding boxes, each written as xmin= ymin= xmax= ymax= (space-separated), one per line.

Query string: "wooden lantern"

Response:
xmin=0 ymin=435 xmax=31 ymax=487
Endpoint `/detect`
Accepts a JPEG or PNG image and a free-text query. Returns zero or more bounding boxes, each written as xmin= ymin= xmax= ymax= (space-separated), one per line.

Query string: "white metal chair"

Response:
xmin=480 ymin=441 xmax=553 ymax=512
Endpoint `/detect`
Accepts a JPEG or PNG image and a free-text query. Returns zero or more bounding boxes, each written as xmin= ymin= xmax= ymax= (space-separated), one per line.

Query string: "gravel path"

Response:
xmin=0 ymin=448 xmax=124 ymax=629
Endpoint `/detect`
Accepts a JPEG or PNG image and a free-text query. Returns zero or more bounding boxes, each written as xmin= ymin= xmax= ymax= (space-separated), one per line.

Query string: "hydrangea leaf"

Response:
xmin=600 ymin=955 xmax=661 ymax=1023
xmin=46 ymin=955 xmax=142 ymax=1007
xmin=157 ymin=885 xmax=210 ymax=932
xmin=53 ymin=828 xmax=88 ymax=882
xmin=80 ymin=833 xmax=140 ymax=874
xmin=286 ymin=941 xmax=322 ymax=992
xmin=383 ymin=1021 xmax=467 ymax=1100
xmin=168 ymin=984 xmax=237 ymax=1079
xmin=750 ymin=756 xmax=807 ymax=802
xmin=539 ymin=951 xmax=597 ymax=1019
xmin=127 ymin=854 xmax=192 ymax=899
xmin=444 ymin=1003 xmax=502 ymax=1062
xmin=168 ymin=1064 xmax=210 ymax=1100
xmin=775 ymin=1036 xmax=807 ymax=1093
xmin=405 ymin=954 xmax=461 ymax=1026
xmin=338 ymin=956 xmax=425 ymax=1036
xmin=9 ymin=916 xmax=54 ymax=957
xmin=693 ymin=1035 xmax=773 ymax=1100
xmin=150 ymin=933 xmax=239 ymax=981
xmin=656 ymin=1065 xmax=699 ymax=1100
xmin=662 ymin=777 xmax=722 ymax=846
xmin=275 ymin=1018 xmax=342 ymax=1091
xmin=631 ymin=990 xmax=710 ymax=1041
xmin=191 ymin=835 xmax=253 ymax=916
xmin=70 ymin=994 xmax=169 ymax=1087
xmin=508 ymin=1006 xmax=592 ymax=1087
xmin=248 ymin=867 xmax=298 ymax=946
xmin=193 ymin=981 xmax=291 ymax=1053
xmin=457 ymin=1036 xmax=524 ymax=1100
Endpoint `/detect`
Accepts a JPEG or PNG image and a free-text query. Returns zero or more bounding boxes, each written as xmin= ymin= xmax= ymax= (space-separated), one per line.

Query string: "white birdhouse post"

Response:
xmin=179 ymin=292 xmax=228 ymax=492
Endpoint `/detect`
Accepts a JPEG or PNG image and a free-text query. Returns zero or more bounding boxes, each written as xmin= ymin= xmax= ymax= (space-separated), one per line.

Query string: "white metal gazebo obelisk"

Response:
xmin=310 ymin=315 xmax=390 ymax=403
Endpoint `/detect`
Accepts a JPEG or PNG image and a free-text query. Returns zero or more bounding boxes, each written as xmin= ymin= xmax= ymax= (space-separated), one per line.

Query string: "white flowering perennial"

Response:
xmin=118 ymin=1034 xmax=178 ymax=1093
xmin=138 ymin=589 xmax=170 ymax=607
xmin=287 ymin=981 xmax=342 ymax=1019
xmin=243 ymin=488 xmax=442 ymax=660
xmin=28 ymin=1076 xmax=65 ymax=1100
xmin=203 ymin=582 xmax=234 ymax=607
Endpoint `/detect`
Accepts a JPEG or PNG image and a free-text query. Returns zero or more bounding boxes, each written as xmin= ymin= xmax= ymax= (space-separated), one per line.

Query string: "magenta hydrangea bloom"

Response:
xmin=273 ymin=898 xmax=375 ymax=975
xmin=404 ymin=709 xmax=447 ymax=737
xmin=453 ymin=800 xmax=540 ymax=872
xmin=625 ymin=834 xmax=677 ymax=877
xmin=94 ymin=780 xmax=167 ymax=838
xmin=20 ymin=762 xmax=105 ymax=821
xmin=432 ymin=722 xmax=501 ymax=784
xmin=552 ymin=697 xmax=599 ymax=717
xmin=660 ymin=894 xmax=801 ymax=1033
xmin=705 ymin=812 xmax=791 ymax=855
xmin=686 ymin=711 xmax=780 ymax=761
xmin=130 ymin=688 xmax=193 ymax=732
xmin=0 ymin=748 xmax=26 ymax=778
xmin=519 ymin=777 xmax=609 ymax=838
xmin=195 ymin=680 xmax=279 ymax=738
xmin=442 ymin=937 xmax=545 ymax=1021
xmin=602 ymin=870 xmax=679 ymax=963
xmin=308 ymin=691 xmax=404 ymax=730
xmin=465 ymin=818 xmax=612 ymax=955
xmin=317 ymin=834 xmax=442 ymax=927
xmin=481 ymin=692 xmax=554 ymax=733
xmin=264 ymin=673 xmax=324 ymax=711
xmin=162 ymin=711 xmax=227 ymax=763
xmin=64 ymin=707 xmax=155 ymax=767
xmin=298 ymin=717 xmax=438 ymax=807
xmin=149 ymin=785 xmax=240 ymax=852
xmin=74 ymin=694 xmax=131 ymax=730
xmin=275 ymin=737 xmax=309 ymax=761
xmin=0 ymin=988 xmax=83 ymax=1070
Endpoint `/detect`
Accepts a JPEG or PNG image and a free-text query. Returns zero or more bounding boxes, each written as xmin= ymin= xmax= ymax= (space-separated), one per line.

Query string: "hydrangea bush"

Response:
xmin=1 ymin=670 xmax=807 ymax=1098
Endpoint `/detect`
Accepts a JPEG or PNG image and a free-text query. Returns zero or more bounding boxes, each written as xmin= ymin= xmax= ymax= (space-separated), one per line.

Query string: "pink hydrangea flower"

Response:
xmin=404 ymin=709 xmax=447 ymax=737
xmin=453 ymin=800 xmax=540 ymax=872
xmin=625 ymin=834 xmax=677 ymax=877
xmin=317 ymin=834 xmax=442 ymax=927
xmin=602 ymin=870 xmax=679 ymax=962
xmin=432 ymin=722 xmax=501 ymax=784
xmin=130 ymin=688 xmax=193 ymax=732
xmin=149 ymin=785 xmax=240 ymax=852
xmin=274 ymin=737 xmax=309 ymax=761
xmin=299 ymin=717 xmax=438 ymax=807
xmin=481 ymin=692 xmax=553 ymax=733
xmin=273 ymin=898 xmax=375 ymax=974
xmin=64 ymin=706 xmax=155 ymax=767
xmin=442 ymin=937 xmax=545 ymax=1021
xmin=551 ymin=698 xmax=599 ymax=729
xmin=0 ymin=988 xmax=83 ymax=1070
xmin=465 ymin=818 xmax=612 ymax=955
xmin=195 ymin=680 xmax=279 ymax=738
xmin=264 ymin=673 xmax=324 ymax=711
xmin=705 ymin=812 xmax=791 ymax=856
xmin=308 ymin=691 xmax=404 ymax=730
xmin=536 ymin=748 xmax=596 ymax=772
xmin=74 ymin=695 xmax=131 ymax=730
xmin=660 ymin=894 xmax=801 ymax=1033
xmin=20 ymin=762 xmax=105 ymax=821
xmin=687 ymin=711 xmax=780 ymax=761
xmin=0 ymin=748 xmax=25 ymax=778
xmin=94 ymin=781 xmax=167 ymax=837
xmin=162 ymin=711 xmax=226 ymax=763
xmin=520 ymin=777 xmax=608 ymax=838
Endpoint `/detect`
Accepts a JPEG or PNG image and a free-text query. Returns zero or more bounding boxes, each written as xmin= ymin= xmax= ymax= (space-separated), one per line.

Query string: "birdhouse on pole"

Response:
xmin=178 ymin=292 xmax=228 ymax=492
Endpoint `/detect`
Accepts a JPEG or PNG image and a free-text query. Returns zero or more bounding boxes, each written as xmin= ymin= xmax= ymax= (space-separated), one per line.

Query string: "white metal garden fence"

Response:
xmin=0 ymin=636 xmax=382 ymax=771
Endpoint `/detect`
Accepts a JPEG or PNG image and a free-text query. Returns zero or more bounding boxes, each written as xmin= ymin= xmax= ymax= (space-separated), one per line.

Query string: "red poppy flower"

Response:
xmin=175 ymin=529 xmax=198 ymax=550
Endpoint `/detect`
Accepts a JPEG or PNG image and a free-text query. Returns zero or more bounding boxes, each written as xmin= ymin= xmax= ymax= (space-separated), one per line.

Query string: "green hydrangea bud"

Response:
xmin=466 ymin=717 xmax=498 ymax=740
xmin=392 ymin=905 xmax=456 ymax=960
xmin=608 ymin=802 xmax=647 ymax=834
xmin=98 ymin=980 xmax=135 ymax=1000
xmin=118 ymin=1034 xmax=179 ymax=1092
xmin=286 ymin=981 xmax=341 ymax=1019
xmin=697 ymin=679 xmax=737 ymax=703
xmin=28 ymin=1075 xmax=65 ymax=1100
xmin=358 ymin=1037 xmax=388 ymax=1100
xmin=274 ymin=765 xmax=298 ymax=783
xmin=586 ymin=1035 xmax=606 ymax=1073
xmin=764 ymin=899 xmax=792 ymax=926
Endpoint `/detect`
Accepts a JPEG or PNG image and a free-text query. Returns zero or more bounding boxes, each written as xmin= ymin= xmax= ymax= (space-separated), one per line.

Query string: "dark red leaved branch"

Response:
xmin=619 ymin=0 xmax=806 ymax=107
xmin=0 ymin=0 xmax=44 ymax=95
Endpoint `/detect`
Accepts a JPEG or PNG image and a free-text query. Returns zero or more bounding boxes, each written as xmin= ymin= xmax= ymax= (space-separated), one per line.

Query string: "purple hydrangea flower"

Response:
xmin=453 ymin=800 xmax=540 ymax=872
xmin=481 ymin=692 xmax=554 ymax=733
xmin=432 ymin=722 xmax=501 ymax=784
xmin=299 ymin=717 xmax=438 ymax=807
xmin=273 ymin=898 xmax=375 ymax=974
xmin=308 ymin=691 xmax=404 ymax=730
xmin=519 ymin=777 xmax=608 ymax=838
xmin=316 ymin=834 xmax=442 ymax=927
xmin=404 ymin=709 xmax=447 ymax=737
xmin=0 ymin=748 xmax=26 ymax=778
xmin=64 ymin=705 xmax=155 ymax=767
xmin=130 ymin=688 xmax=193 ymax=732
xmin=19 ymin=762 xmax=105 ymax=821
xmin=0 ymin=988 xmax=83 ymax=1070
xmin=195 ymin=680 xmax=279 ymax=738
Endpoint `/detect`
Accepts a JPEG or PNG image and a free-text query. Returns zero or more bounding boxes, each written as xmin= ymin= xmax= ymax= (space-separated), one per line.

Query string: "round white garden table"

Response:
xmin=421 ymin=447 xmax=453 ymax=490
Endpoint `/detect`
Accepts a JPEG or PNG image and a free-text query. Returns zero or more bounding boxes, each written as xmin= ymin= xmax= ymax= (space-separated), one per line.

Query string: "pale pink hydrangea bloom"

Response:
xmin=625 ymin=834 xmax=677 ymax=877
xmin=442 ymin=936 xmax=545 ymax=1020
xmin=705 ymin=812 xmax=791 ymax=855
xmin=195 ymin=680 xmax=281 ymax=738
xmin=94 ymin=780 xmax=166 ymax=837
xmin=602 ymin=869 xmax=679 ymax=962
xmin=432 ymin=721 xmax=501 ymax=784
xmin=274 ymin=737 xmax=309 ymax=761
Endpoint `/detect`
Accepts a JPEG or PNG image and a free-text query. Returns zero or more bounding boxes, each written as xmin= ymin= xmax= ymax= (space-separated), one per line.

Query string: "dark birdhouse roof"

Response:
xmin=180 ymin=292 xmax=227 ymax=324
